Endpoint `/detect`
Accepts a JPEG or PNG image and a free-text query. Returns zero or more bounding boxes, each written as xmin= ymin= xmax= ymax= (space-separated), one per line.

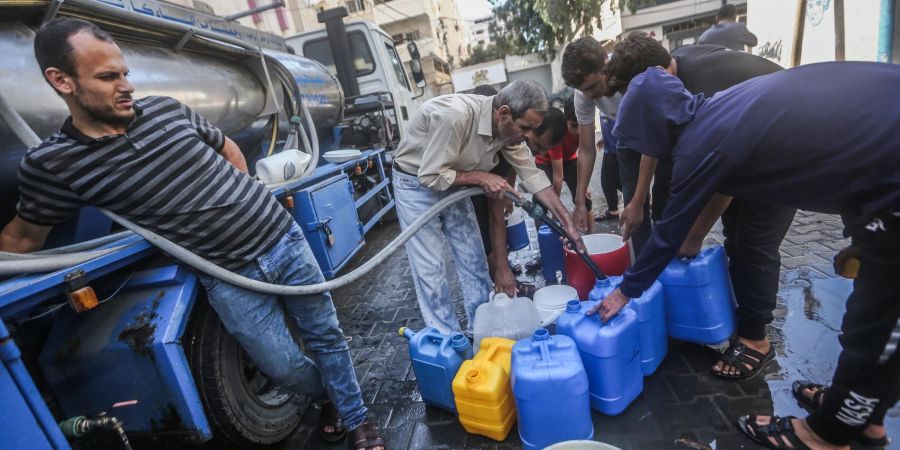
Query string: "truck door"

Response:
xmin=380 ymin=37 xmax=418 ymax=137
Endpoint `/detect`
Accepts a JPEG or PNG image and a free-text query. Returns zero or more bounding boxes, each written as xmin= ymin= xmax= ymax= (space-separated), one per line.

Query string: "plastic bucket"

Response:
xmin=544 ymin=440 xmax=622 ymax=450
xmin=506 ymin=209 xmax=530 ymax=251
xmin=565 ymin=234 xmax=630 ymax=300
xmin=533 ymin=285 xmax=578 ymax=326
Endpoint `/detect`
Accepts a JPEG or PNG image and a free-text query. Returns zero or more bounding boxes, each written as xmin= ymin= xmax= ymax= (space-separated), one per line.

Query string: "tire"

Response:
xmin=550 ymin=98 xmax=564 ymax=109
xmin=184 ymin=296 xmax=308 ymax=448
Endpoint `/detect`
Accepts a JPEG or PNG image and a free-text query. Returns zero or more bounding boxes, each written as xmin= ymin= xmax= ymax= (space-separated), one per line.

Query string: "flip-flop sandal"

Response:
xmin=524 ymin=257 xmax=541 ymax=272
xmin=791 ymin=381 xmax=892 ymax=448
xmin=712 ymin=342 xmax=775 ymax=379
xmin=791 ymin=380 xmax=826 ymax=411
xmin=516 ymin=282 xmax=537 ymax=299
xmin=595 ymin=210 xmax=619 ymax=222
xmin=737 ymin=415 xmax=811 ymax=449
xmin=349 ymin=422 xmax=385 ymax=450
xmin=510 ymin=263 xmax=524 ymax=276
xmin=318 ymin=401 xmax=347 ymax=443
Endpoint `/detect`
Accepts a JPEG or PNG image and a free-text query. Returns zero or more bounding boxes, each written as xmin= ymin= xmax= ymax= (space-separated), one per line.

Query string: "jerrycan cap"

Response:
xmin=451 ymin=334 xmax=469 ymax=350
xmin=493 ymin=292 xmax=512 ymax=306
xmin=566 ymin=300 xmax=581 ymax=313
xmin=533 ymin=328 xmax=550 ymax=341
xmin=594 ymin=278 xmax=610 ymax=288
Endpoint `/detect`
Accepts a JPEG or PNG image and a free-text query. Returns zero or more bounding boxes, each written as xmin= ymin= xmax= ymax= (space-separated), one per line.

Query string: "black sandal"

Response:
xmin=595 ymin=209 xmax=619 ymax=222
xmin=516 ymin=282 xmax=537 ymax=299
xmin=712 ymin=342 xmax=775 ymax=379
xmin=737 ymin=415 xmax=811 ymax=449
xmin=791 ymin=380 xmax=826 ymax=411
xmin=349 ymin=422 xmax=385 ymax=450
xmin=791 ymin=381 xmax=892 ymax=448
xmin=318 ymin=401 xmax=347 ymax=443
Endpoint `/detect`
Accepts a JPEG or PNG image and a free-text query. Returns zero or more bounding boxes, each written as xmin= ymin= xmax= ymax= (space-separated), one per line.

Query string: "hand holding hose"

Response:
xmin=477 ymin=172 xmax=517 ymax=199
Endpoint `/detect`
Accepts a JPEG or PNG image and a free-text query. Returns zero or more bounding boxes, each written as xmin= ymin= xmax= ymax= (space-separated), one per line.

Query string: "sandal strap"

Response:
xmin=744 ymin=415 xmax=811 ymax=450
xmin=719 ymin=343 xmax=769 ymax=375
xmin=792 ymin=380 xmax=827 ymax=409
xmin=350 ymin=422 xmax=384 ymax=450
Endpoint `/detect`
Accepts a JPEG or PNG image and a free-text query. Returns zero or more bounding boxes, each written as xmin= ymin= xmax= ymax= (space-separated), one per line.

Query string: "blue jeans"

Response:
xmin=198 ymin=223 xmax=367 ymax=431
xmin=393 ymin=170 xmax=493 ymax=336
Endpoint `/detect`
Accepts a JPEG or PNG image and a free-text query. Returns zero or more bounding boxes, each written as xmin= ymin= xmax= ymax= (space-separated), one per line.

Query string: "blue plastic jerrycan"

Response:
xmin=658 ymin=245 xmax=736 ymax=345
xmin=589 ymin=277 xmax=667 ymax=376
xmin=512 ymin=329 xmax=593 ymax=450
xmin=556 ymin=300 xmax=642 ymax=415
xmin=538 ymin=225 xmax=566 ymax=283
xmin=506 ymin=208 xmax=530 ymax=251
xmin=400 ymin=327 xmax=473 ymax=413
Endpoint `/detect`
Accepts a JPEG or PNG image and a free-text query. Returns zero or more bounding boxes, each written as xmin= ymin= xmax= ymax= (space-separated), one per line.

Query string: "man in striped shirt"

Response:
xmin=0 ymin=18 xmax=383 ymax=449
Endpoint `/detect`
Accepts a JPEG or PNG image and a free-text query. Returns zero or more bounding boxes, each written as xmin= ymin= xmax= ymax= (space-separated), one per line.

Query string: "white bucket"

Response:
xmin=533 ymin=285 xmax=578 ymax=326
xmin=544 ymin=440 xmax=623 ymax=450
xmin=582 ymin=233 xmax=628 ymax=254
xmin=255 ymin=149 xmax=311 ymax=185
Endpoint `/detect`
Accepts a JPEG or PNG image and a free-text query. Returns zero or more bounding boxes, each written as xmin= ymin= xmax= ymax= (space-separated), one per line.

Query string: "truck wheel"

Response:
xmin=184 ymin=297 xmax=307 ymax=448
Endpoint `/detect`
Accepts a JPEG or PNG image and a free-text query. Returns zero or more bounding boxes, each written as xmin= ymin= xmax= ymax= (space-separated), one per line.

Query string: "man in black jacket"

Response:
xmin=605 ymin=33 xmax=796 ymax=380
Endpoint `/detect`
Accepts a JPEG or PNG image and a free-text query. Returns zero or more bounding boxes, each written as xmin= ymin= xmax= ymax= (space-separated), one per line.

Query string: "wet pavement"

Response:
xmin=275 ymin=198 xmax=899 ymax=449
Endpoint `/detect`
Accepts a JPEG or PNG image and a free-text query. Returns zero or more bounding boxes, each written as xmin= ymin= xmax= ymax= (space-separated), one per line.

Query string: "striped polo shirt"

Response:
xmin=17 ymin=96 xmax=293 ymax=270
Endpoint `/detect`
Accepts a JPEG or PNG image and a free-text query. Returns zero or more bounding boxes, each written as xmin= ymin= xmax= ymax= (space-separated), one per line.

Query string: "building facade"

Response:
xmin=621 ymin=0 xmax=748 ymax=51
xmin=373 ymin=0 xmax=468 ymax=97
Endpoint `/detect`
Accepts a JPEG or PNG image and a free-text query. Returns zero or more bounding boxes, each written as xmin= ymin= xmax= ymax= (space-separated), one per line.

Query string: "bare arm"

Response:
xmin=619 ymin=154 xmax=658 ymax=240
xmin=488 ymin=196 xmax=516 ymax=296
xmin=453 ymin=171 xmax=515 ymax=199
xmin=551 ymin=157 xmax=564 ymax=197
xmin=677 ymin=193 xmax=733 ymax=256
xmin=0 ymin=216 xmax=51 ymax=253
xmin=573 ymin=122 xmax=597 ymax=231
xmin=220 ymin=137 xmax=248 ymax=173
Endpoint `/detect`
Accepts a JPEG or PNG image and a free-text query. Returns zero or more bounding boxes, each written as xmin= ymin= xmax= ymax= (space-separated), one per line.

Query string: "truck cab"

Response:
xmin=287 ymin=19 xmax=424 ymax=154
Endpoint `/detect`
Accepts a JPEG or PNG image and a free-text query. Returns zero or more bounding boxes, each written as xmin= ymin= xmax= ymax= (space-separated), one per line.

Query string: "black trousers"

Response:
xmin=720 ymin=199 xmax=796 ymax=340
xmin=807 ymin=209 xmax=900 ymax=445
xmin=650 ymin=158 xmax=672 ymax=222
xmin=600 ymin=151 xmax=621 ymax=212
xmin=617 ymin=148 xmax=652 ymax=256
xmin=536 ymin=160 xmax=592 ymax=211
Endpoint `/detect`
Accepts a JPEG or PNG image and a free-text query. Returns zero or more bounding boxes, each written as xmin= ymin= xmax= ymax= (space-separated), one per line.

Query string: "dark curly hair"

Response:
xmin=563 ymin=95 xmax=576 ymax=123
xmin=603 ymin=31 xmax=671 ymax=95
xmin=561 ymin=37 xmax=607 ymax=89
xmin=534 ymin=107 xmax=566 ymax=146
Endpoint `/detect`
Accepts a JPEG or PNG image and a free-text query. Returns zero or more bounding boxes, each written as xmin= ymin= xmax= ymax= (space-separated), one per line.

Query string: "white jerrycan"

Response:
xmin=472 ymin=292 xmax=542 ymax=352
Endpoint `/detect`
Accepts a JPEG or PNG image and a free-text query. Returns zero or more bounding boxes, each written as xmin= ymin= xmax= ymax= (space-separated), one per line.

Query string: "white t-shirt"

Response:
xmin=574 ymin=90 xmax=622 ymax=125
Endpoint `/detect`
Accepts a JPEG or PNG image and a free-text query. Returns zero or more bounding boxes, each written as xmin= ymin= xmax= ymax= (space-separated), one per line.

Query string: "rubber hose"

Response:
xmin=0 ymin=245 xmax=131 ymax=275
xmin=299 ymin=96 xmax=318 ymax=177
xmin=33 ymin=231 xmax=134 ymax=255
xmin=99 ymin=187 xmax=483 ymax=295
xmin=0 ymin=90 xmax=41 ymax=147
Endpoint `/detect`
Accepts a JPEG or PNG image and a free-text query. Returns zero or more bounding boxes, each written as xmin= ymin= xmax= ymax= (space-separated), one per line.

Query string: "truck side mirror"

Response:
xmin=407 ymin=42 xmax=427 ymax=89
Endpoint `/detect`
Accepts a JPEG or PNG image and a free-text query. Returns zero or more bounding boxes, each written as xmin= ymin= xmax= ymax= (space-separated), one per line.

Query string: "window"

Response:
xmin=632 ymin=0 xmax=679 ymax=10
xmin=346 ymin=0 xmax=365 ymax=13
xmin=303 ymin=31 xmax=376 ymax=77
xmin=404 ymin=31 xmax=420 ymax=42
xmin=384 ymin=41 xmax=411 ymax=90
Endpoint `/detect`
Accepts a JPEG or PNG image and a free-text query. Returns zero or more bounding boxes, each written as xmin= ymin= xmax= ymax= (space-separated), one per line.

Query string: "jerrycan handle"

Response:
xmin=534 ymin=328 xmax=552 ymax=361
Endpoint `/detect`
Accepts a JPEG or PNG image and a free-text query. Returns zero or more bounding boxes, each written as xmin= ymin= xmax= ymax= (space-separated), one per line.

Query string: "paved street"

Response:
xmin=276 ymin=178 xmax=899 ymax=450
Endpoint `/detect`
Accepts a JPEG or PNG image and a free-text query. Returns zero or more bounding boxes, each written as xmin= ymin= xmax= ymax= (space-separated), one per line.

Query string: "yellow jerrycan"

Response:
xmin=451 ymin=337 xmax=516 ymax=441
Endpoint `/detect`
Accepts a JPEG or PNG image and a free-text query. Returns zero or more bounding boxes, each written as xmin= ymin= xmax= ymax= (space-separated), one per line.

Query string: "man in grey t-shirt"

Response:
xmin=697 ymin=4 xmax=757 ymax=51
